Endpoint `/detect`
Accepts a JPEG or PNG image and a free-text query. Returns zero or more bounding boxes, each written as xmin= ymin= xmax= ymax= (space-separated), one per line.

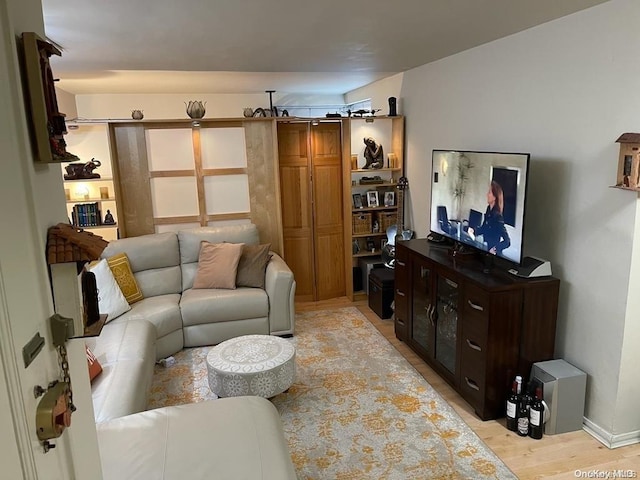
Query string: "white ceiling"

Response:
xmin=42 ymin=0 xmax=609 ymax=95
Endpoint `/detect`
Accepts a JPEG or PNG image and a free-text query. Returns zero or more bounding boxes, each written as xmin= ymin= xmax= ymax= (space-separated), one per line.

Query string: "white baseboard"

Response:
xmin=583 ymin=417 xmax=640 ymax=449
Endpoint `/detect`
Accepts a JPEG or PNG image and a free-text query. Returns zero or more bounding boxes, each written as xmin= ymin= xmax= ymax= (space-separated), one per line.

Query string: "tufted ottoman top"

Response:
xmin=207 ymin=335 xmax=295 ymax=397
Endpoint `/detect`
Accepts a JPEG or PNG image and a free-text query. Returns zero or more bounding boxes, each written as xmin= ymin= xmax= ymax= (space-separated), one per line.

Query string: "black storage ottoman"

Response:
xmin=368 ymin=267 xmax=395 ymax=319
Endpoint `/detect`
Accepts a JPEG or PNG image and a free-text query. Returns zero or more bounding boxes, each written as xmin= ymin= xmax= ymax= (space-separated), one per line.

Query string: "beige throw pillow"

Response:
xmin=193 ymin=242 xmax=244 ymax=289
xmin=236 ymin=244 xmax=272 ymax=289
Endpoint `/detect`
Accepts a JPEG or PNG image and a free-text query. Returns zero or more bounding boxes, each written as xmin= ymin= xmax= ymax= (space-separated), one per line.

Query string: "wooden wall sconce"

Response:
xmin=19 ymin=32 xmax=79 ymax=164
xmin=614 ymin=133 xmax=640 ymax=192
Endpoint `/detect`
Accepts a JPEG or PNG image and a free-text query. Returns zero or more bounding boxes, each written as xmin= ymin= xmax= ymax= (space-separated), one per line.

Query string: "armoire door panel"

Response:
xmin=314 ymin=231 xmax=346 ymax=300
xmin=279 ymin=165 xmax=311 ymax=229
xmin=277 ymin=124 xmax=308 ymax=160
xmin=313 ymin=164 xmax=344 ymax=228
xmin=311 ymin=124 xmax=341 ymax=159
xmin=283 ymin=236 xmax=315 ymax=299
xmin=311 ymin=123 xmax=344 ymax=300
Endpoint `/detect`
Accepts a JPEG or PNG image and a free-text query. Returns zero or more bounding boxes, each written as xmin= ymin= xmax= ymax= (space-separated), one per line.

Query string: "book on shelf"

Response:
xmin=71 ymin=203 xmax=101 ymax=228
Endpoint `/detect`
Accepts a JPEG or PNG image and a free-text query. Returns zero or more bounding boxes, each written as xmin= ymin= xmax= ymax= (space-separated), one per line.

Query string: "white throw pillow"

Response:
xmin=89 ymin=259 xmax=131 ymax=322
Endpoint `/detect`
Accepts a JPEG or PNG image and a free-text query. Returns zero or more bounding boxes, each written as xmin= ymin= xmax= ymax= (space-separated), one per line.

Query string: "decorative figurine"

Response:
xmin=63 ymin=158 xmax=101 ymax=180
xmin=363 ymin=137 xmax=384 ymax=169
xmin=185 ymin=100 xmax=206 ymax=119
xmin=103 ymin=210 xmax=115 ymax=225
xmin=388 ymin=97 xmax=397 ymax=116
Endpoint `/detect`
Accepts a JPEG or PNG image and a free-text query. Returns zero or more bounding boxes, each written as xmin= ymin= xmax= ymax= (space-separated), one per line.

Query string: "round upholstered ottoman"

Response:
xmin=206 ymin=335 xmax=295 ymax=398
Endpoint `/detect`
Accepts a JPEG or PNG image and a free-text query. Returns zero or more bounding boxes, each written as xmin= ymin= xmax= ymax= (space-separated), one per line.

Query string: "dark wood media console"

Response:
xmin=394 ymin=239 xmax=559 ymax=420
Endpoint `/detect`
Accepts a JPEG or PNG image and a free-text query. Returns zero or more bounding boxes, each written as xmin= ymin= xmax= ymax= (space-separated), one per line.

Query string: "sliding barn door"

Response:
xmin=278 ymin=121 xmax=344 ymax=301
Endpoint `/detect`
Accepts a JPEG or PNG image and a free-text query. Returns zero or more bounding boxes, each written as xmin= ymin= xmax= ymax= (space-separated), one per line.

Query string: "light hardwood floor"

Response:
xmin=296 ymin=297 xmax=640 ymax=480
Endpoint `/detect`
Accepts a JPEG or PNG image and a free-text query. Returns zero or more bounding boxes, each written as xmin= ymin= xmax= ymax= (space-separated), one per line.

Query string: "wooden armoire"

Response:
xmin=277 ymin=121 xmax=345 ymax=301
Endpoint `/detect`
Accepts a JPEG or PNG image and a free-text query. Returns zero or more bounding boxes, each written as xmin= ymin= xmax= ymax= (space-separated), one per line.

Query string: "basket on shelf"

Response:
xmin=352 ymin=212 xmax=372 ymax=235
xmin=379 ymin=212 xmax=398 ymax=232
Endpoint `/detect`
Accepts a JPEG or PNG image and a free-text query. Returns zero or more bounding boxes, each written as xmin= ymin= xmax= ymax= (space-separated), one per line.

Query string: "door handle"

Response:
xmin=396 ymin=260 xmax=405 ymax=267
xmin=466 ymin=339 xmax=482 ymax=352
xmin=467 ymin=300 xmax=484 ymax=312
xmin=424 ymin=304 xmax=434 ymax=324
xmin=396 ymin=290 xmax=405 ymax=297
xmin=464 ymin=377 xmax=480 ymax=391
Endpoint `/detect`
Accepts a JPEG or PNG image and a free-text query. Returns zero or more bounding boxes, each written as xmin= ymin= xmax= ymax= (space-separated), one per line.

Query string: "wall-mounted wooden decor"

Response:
xmin=19 ymin=32 xmax=79 ymax=163
xmin=614 ymin=133 xmax=640 ymax=191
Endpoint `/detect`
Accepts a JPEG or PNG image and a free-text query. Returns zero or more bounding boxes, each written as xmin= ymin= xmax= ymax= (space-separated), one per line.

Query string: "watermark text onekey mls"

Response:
xmin=575 ymin=470 xmax=637 ymax=479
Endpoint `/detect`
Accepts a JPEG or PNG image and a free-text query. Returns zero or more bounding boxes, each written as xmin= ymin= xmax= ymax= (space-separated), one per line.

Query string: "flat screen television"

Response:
xmin=430 ymin=150 xmax=530 ymax=265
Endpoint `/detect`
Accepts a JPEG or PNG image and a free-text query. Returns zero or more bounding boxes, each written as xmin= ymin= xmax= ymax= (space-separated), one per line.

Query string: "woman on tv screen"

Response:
xmin=469 ymin=180 xmax=510 ymax=255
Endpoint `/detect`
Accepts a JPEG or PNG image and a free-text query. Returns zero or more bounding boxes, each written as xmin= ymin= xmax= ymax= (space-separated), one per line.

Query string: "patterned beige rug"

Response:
xmin=149 ymin=307 xmax=516 ymax=479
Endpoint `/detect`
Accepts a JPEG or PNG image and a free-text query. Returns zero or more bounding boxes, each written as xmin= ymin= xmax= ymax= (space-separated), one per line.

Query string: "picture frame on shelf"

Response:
xmin=384 ymin=191 xmax=395 ymax=207
xmin=366 ymin=191 xmax=379 ymax=208
xmin=352 ymin=193 xmax=364 ymax=209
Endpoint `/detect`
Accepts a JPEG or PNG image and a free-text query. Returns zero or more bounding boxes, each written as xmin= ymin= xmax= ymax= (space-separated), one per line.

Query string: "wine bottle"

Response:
xmin=529 ymin=387 xmax=544 ymax=439
xmin=517 ymin=385 xmax=530 ymax=437
xmin=505 ymin=377 xmax=520 ymax=432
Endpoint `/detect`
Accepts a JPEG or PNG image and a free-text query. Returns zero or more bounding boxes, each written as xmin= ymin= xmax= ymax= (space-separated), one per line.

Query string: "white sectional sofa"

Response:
xmin=86 ymin=223 xmax=297 ymax=479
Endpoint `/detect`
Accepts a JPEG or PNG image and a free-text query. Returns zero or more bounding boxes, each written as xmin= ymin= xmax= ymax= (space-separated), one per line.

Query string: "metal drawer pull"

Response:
xmin=445 ymin=278 xmax=458 ymax=288
xmin=396 ymin=290 xmax=405 ymax=297
xmin=397 ymin=319 xmax=405 ymax=326
xmin=396 ymin=260 xmax=406 ymax=267
xmin=465 ymin=377 xmax=480 ymax=391
xmin=467 ymin=300 xmax=484 ymax=312
xmin=466 ymin=339 xmax=482 ymax=351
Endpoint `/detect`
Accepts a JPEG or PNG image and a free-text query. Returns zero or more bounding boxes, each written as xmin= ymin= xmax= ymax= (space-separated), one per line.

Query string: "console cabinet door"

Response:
xmin=410 ymin=256 xmax=435 ymax=357
xmin=394 ymin=244 xmax=410 ymax=340
xmin=433 ymin=271 xmax=460 ymax=381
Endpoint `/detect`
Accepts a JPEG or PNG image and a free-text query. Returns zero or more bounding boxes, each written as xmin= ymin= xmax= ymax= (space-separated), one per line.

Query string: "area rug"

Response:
xmin=148 ymin=307 xmax=516 ymax=480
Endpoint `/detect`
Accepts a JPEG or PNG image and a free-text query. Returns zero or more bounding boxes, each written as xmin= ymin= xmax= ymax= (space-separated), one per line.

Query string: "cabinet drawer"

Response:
xmin=463 ymin=283 xmax=490 ymax=319
xmin=460 ymin=367 xmax=486 ymax=408
xmin=460 ymin=334 xmax=486 ymax=378
xmin=394 ymin=292 xmax=409 ymax=341
xmin=394 ymin=250 xmax=409 ymax=296
xmin=460 ymin=324 xmax=487 ymax=409
xmin=461 ymin=311 xmax=488 ymax=354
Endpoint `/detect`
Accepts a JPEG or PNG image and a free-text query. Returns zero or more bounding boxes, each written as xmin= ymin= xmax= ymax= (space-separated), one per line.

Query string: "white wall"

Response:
xmin=56 ymin=87 xmax=78 ymax=120
xmin=393 ymin=0 xmax=640 ymax=444
xmin=75 ymin=92 xmax=345 ymax=120
xmin=344 ymin=73 xmax=404 ymax=115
